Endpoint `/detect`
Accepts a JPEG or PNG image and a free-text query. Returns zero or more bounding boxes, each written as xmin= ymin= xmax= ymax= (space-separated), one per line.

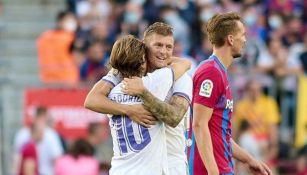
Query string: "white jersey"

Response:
xmin=107 ymin=67 xmax=174 ymax=175
xmin=164 ymin=73 xmax=192 ymax=172
xmin=103 ymin=70 xmax=192 ymax=175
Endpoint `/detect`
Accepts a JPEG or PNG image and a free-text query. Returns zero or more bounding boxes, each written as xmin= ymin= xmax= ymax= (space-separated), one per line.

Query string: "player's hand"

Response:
xmin=126 ymin=104 xmax=157 ymax=128
xmin=247 ymin=159 xmax=272 ymax=175
xmin=122 ymin=77 xmax=145 ymax=96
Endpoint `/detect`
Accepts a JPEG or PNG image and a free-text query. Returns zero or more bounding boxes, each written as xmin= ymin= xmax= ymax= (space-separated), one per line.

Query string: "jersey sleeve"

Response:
xmin=101 ymin=68 xmax=123 ymax=87
xmin=172 ymin=73 xmax=192 ymax=103
xmin=22 ymin=143 xmax=36 ymax=159
xmin=193 ymin=67 xmax=224 ymax=108
xmin=142 ymin=67 xmax=174 ymax=101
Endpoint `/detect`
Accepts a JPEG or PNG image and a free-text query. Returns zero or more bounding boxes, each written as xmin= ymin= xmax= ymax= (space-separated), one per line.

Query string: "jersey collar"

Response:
xmin=211 ymin=54 xmax=227 ymax=72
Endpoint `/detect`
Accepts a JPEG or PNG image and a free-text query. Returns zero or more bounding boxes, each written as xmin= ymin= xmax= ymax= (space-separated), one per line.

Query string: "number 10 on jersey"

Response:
xmin=112 ymin=115 xmax=151 ymax=154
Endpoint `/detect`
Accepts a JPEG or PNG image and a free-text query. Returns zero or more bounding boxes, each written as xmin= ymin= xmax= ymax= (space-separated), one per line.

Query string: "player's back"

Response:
xmin=108 ymin=67 xmax=174 ymax=175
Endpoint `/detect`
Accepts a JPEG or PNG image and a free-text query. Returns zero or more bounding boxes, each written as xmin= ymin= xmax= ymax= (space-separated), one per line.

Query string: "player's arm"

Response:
xmin=231 ymin=139 xmax=272 ymax=175
xmin=138 ymin=91 xmax=189 ymax=128
xmin=23 ymin=158 xmax=36 ymax=175
xmin=169 ymin=56 xmax=191 ymax=80
xmin=84 ymin=80 xmax=126 ymax=115
xmin=121 ymin=79 xmax=189 ymax=127
xmin=193 ymin=104 xmax=219 ymax=175
xmin=122 ymin=59 xmax=191 ymax=127
xmin=84 ymin=78 xmax=156 ymax=128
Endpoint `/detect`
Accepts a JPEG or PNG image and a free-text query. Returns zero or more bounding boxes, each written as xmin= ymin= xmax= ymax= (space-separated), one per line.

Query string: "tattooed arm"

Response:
xmin=140 ymin=91 xmax=189 ymax=128
xmin=122 ymin=77 xmax=190 ymax=128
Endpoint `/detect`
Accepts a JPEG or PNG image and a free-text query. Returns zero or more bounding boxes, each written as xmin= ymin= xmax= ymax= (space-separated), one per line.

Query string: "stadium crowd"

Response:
xmin=12 ymin=0 xmax=307 ymax=175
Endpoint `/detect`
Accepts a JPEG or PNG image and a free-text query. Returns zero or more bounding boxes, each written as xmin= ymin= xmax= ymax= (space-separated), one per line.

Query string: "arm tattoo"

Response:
xmin=139 ymin=89 xmax=189 ymax=128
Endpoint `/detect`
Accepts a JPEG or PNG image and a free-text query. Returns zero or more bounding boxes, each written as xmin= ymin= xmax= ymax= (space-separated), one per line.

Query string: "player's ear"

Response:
xmin=227 ymin=35 xmax=234 ymax=46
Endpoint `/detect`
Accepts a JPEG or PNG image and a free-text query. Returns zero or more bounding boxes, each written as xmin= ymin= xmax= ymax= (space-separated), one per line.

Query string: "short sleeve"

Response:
xmin=193 ymin=67 xmax=224 ymax=108
xmin=101 ymin=69 xmax=123 ymax=87
xmin=172 ymin=73 xmax=192 ymax=103
xmin=22 ymin=143 xmax=36 ymax=159
xmin=14 ymin=128 xmax=31 ymax=153
xmin=142 ymin=67 xmax=174 ymax=101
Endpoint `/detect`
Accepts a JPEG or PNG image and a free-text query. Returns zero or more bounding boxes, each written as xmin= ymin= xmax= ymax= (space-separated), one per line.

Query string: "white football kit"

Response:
xmin=164 ymin=73 xmax=192 ymax=175
xmin=103 ymin=70 xmax=192 ymax=175
xmin=107 ymin=67 xmax=174 ymax=175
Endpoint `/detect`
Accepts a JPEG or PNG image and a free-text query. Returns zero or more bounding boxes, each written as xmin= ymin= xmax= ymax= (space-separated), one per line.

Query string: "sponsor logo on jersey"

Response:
xmin=199 ymin=79 xmax=213 ymax=97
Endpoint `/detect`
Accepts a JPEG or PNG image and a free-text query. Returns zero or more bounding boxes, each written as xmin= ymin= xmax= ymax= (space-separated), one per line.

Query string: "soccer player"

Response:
xmin=104 ymin=35 xmax=190 ymax=175
xmin=85 ymin=22 xmax=192 ymax=175
xmin=188 ymin=12 xmax=272 ymax=175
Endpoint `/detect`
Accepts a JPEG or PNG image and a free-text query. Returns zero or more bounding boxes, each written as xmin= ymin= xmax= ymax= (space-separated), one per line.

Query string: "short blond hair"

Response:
xmin=143 ymin=22 xmax=173 ymax=41
xmin=206 ymin=12 xmax=242 ymax=47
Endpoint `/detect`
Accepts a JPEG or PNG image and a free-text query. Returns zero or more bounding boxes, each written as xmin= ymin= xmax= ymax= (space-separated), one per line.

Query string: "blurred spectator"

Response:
xmin=14 ymin=106 xmax=64 ymax=175
xmin=234 ymin=79 xmax=280 ymax=167
xmin=267 ymin=12 xmax=285 ymax=34
xmin=257 ymin=37 xmax=303 ymax=94
xmin=175 ymin=0 xmax=197 ymax=26
xmin=55 ymin=139 xmax=99 ymax=175
xmin=37 ymin=11 xmax=79 ymax=85
xmin=193 ymin=34 xmax=212 ymax=64
xmin=238 ymin=120 xmax=262 ymax=159
xmin=66 ymin=0 xmax=83 ymax=13
xmin=18 ymin=122 xmax=45 ymax=175
xmin=194 ymin=0 xmax=216 ymax=7
xmin=160 ymin=5 xmax=191 ymax=52
xmin=89 ymin=21 xmax=113 ymax=49
xmin=237 ymin=120 xmax=262 ymax=175
xmin=76 ymin=0 xmax=111 ymax=32
xmin=299 ymin=32 xmax=307 ymax=74
xmin=86 ymin=122 xmax=108 ymax=154
xmin=80 ymin=40 xmax=109 ymax=83
xmin=266 ymin=0 xmax=295 ymax=16
xmin=142 ymin=0 xmax=160 ymax=24
xmin=217 ymin=0 xmax=241 ymax=12
xmin=296 ymin=142 xmax=307 ymax=175
xmin=282 ymin=15 xmax=303 ymax=47
xmin=242 ymin=4 xmax=267 ymax=41
xmin=118 ymin=1 xmax=145 ymax=38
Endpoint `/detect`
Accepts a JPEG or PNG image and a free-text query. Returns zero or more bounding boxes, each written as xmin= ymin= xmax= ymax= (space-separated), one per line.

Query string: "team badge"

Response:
xmin=199 ymin=79 xmax=213 ymax=97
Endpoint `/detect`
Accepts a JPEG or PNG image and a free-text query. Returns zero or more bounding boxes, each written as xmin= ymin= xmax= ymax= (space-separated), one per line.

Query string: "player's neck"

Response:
xmin=213 ymin=48 xmax=233 ymax=69
xmin=147 ymin=65 xmax=155 ymax=73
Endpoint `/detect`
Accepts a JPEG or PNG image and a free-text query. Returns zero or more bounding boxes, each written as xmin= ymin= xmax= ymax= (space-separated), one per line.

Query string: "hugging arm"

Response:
xmin=122 ymin=57 xmax=191 ymax=127
xmin=84 ymin=79 xmax=156 ymax=128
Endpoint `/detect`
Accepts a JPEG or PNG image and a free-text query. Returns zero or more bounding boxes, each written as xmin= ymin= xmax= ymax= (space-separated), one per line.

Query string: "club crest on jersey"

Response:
xmin=199 ymin=79 xmax=213 ymax=97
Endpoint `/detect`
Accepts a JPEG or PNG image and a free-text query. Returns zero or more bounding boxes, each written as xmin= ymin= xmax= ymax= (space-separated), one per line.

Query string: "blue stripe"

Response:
xmin=222 ymin=109 xmax=232 ymax=171
xmin=101 ymin=79 xmax=116 ymax=87
xmin=172 ymin=92 xmax=191 ymax=104
xmin=212 ymin=54 xmax=227 ymax=72
xmin=168 ymin=66 xmax=175 ymax=82
xmin=188 ymin=133 xmax=195 ymax=175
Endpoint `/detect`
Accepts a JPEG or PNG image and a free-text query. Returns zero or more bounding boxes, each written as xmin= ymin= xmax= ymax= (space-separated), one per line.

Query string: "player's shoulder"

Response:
xmin=194 ymin=61 xmax=221 ymax=78
xmin=176 ymin=72 xmax=192 ymax=82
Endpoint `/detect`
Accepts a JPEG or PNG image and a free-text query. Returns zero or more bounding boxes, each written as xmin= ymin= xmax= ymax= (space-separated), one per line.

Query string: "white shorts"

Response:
xmin=168 ymin=162 xmax=189 ymax=175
